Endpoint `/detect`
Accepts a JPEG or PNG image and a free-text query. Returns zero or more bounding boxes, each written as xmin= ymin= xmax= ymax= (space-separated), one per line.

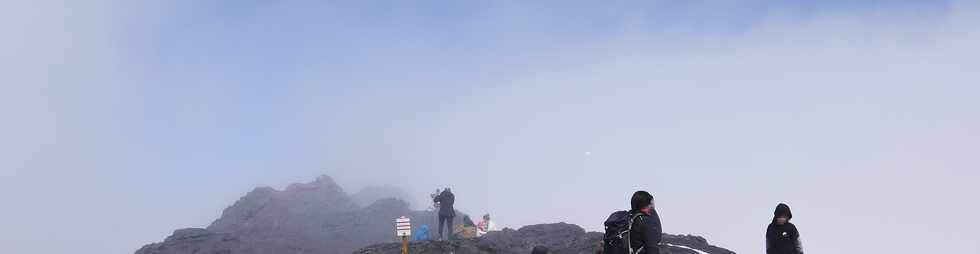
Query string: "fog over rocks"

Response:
xmin=136 ymin=176 xmax=732 ymax=254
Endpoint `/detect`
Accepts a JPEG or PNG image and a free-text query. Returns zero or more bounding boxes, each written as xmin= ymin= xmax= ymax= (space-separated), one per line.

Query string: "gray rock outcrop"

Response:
xmin=136 ymin=175 xmax=462 ymax=254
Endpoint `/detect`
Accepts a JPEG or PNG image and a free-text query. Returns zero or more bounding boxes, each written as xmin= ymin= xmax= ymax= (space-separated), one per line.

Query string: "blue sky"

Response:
xmin=2 ymin=1 xmax=977 ymax=254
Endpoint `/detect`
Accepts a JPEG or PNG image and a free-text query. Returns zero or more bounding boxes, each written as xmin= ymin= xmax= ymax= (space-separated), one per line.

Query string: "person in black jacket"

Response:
xmin=433 ymin=188 xmax=456 ymax=240
xmin=766 ymin=203 xmax=803 ymax=254
xmin=628 ymin=191 xmax=662 ymax=254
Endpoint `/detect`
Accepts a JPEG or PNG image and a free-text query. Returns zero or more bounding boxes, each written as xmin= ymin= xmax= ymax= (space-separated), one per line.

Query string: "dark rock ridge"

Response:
xmin=353 ymin=223 xmax=735 ymax=254
xmin=136 ymin=176 xmax=734 ymax=254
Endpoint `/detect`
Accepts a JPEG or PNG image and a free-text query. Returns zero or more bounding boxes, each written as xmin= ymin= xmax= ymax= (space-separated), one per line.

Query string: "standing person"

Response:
xmin=627 ymin=191 xmax=662 ymax=254
xmin=766 ymin=203 xmax=803 ymax=254
xmin=433 ymin=188 xmax=456 ymax=240
xmin=603 ymin=191 xmax=662 ymax=254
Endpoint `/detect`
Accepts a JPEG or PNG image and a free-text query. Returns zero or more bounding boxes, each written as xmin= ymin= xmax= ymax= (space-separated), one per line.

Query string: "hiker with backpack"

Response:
xmin=603 ymin=191 xmax=662 ymax=254
xmin=766 ymin=203 xmax=803 ymax=254
xmin=433 ymin=188 xmax=456 ymax=240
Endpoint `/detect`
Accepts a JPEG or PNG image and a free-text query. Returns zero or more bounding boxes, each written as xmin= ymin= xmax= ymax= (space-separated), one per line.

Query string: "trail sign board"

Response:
xmin=396 ymin=216 xmax=411 ymax=237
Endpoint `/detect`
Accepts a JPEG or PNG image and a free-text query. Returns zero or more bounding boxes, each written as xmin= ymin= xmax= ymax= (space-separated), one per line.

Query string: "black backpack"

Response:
xmin=603 ymin=211 xmax=645 ymax=254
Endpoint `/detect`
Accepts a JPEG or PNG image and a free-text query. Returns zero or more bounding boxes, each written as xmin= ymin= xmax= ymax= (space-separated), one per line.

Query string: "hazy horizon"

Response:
xmin=3 ymin=1 xmax=979 ymax=253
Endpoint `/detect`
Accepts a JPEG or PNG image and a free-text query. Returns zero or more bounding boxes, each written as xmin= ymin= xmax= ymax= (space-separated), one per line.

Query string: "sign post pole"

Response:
xmin=401 ymin=235 xmax=408 ymax=254
xmin=395 ymin=216 xmax=412 ymax=254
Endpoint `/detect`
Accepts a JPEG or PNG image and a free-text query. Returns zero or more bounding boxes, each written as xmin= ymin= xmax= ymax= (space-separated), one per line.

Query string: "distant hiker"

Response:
xmin=531 ymin=246 xmax=550 ymax=254
xmin=603 ymin=191 xmax=662 ymax=254
xmin=413 ymin=224 xmax=432 ymax=241
xmin=477 ymin=213 xmax=497 ymax=237
xmin=433 ymin=188 xmax=456 ymax=240
xmin=766 ymin=203 xmax=803 ymax=254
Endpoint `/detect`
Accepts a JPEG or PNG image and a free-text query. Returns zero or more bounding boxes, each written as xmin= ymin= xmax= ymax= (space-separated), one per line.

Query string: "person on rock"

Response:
xmin=433 ymin=188 xmax=456 ymax=240
xmin=606 ymin=191 xmax=662 ymax=254
xmin=766 ymin=203 xmax=803 ymax=254
xmin=477 ymin=213 xmax=497 ymax=237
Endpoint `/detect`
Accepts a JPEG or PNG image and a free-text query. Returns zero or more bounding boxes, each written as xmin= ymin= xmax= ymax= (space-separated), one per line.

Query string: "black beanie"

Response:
xmin=631 ymin=191 xmax=653 ymax=211
xmin=774 ymin=203 xmax=793 ymax=219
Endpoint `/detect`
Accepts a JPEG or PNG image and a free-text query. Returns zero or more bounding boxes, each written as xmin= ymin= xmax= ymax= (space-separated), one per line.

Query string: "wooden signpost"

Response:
xmin=396 ymin=216 xmax=412 ymax=254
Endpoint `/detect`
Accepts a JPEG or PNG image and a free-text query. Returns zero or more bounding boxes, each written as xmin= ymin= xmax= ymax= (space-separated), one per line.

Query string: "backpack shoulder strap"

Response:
xmin=628 ymin=213 xmax=646 ymax=230
xmin=626 ymin=212 xmax=652 ymax=254
xmin=626 ymin=212 xmax=647 ymax=254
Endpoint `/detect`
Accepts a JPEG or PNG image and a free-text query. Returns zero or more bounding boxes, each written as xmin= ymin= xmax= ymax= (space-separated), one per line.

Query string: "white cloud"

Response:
xmin=2 ymin=1 xmax=978 ymax=254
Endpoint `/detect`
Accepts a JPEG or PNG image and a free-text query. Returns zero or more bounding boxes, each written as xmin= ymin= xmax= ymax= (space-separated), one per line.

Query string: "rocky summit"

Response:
xmin=135 ymin=176 xmax=734 ymax=254
xmin=136 ymin=176 xmax=463 ymax=254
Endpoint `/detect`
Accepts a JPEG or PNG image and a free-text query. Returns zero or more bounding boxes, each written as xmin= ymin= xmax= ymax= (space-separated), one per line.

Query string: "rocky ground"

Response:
xmin=353 ymin=223 xmax=734 ymax=254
